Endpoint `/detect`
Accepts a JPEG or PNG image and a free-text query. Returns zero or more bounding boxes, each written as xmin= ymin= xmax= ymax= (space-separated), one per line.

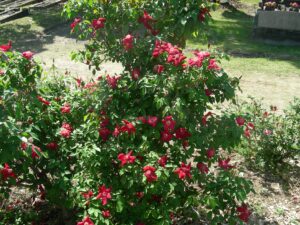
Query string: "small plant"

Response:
xmin=264 ymin=1 xmax=277 ymax=10
xmin=290 ymin=2 xmax=300 ymax=11
xmin=227 ymin=98 xmax=300 ymax=170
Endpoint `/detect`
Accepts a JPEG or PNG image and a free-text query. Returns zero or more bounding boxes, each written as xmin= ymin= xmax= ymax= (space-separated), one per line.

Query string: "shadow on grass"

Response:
xmin=0 ymin=5 xmax=74 ymax=54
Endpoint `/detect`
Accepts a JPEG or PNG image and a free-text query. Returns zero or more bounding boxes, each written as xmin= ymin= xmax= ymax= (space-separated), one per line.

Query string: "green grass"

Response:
xmin=0 ymin=6 xmax=64 ymax=50
xmin=187 ymin=7 xmax=300 ymax=59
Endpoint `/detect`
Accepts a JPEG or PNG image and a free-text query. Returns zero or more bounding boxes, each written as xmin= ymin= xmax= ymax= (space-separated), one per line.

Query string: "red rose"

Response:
xmin=37 ymin=96 xmax=51 ymax=106
xmin=77 ymin=216 xmax=94 ymax=225
xmin=146 ymin=116 xmax=158 ymax=127
xmin=235 ymin=116 xmax=245 ymax=126
xmin=162 ymin=115 xmax=176 ymax=132
xmin=197 ymin=162 xmax=209 ymax=174
xmin=206 ymin=148 xmax=215 ymax=159
xmin=160 ymin=131 xmax=173 ymax=142
xmin=207 ymin=59 xmax=221 ymax=71
xmin=118 ymin=150 xmax=136 ymax=166
xmin=0 ymin=163 xmax=16 ymax=180
xmin=122 ymin=34 xmax=134 ymax=51
xmin=102 ymin=210 xmax=111 ymax=218
xmin=237 ymin=204 xmax=251 ymax=222
xmin=46 ymin=142 xmax=58 ymax=150
xmin=92 ymin=17 xmax=106 ymax=30
xmin=218 ymin=158 xmax=235 ymax=170
xmin=96 ymin=185 xmax=112 ymax=206
xmin=70 ymin=18 xmax=81 ymax=31
xmin=153 ymin=64 xmax=164 ymax=74
xmin=22 ymin=51 xmax=34 ymax=60
xmin=175 ymin=127 xmax=191 ymax=140
xmin=60 ymin=103 xmax=71 ymax=114
xmin=158 ymin=155 xmax=168 ymax=167
xmin=143 ymin=166 xmax=157 ymax=182
xmin=174 ymin=162 xmax=192 ymax=180
xmin=131 ymin=68 xmax=141 ymax=80
xmin=0 ymin=41 xmax=12 ymax=52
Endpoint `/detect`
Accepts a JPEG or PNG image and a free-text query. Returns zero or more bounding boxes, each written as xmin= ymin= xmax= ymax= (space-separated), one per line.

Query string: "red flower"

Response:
xmin=207 ymin=59 xmax=221 ymax=71
xmin=175 ymin=127 xmax=191 ymax=140
xmin=122 ymin=34 xmax=134 ymax=51
xmin=118 ymin=150 xmax=136 ymax=166
xmin=99 ymin=127 xmax=111 ymax=142
xmin=207 ymin=148 xmax=215 ymax=159
xmin=96 ymin=185 xmax=112 ymax=206
xmin=21 ymin=142 xmax=28 ymax=150
xmin=197 ymin=162 xmax=209 ymax=174
xmin=102 ymin=210 xmax=111 ymax=218
xmin=60 ymin=129 xmax=71 ymax=138
xmin=237 ymin=204 xmax=251 ymax=222
xmin=152 ymin=40 xmax=168 ymax=57
xmin=174 ymin=162 xmax=192 ymax=179
xmin=46 ymin=142 xmax=58 ymax=151
xmin=182 ymin=140 xmax=189 ymax=149
xmin=22 ymin=51 xmax=34 ymax=60
xmin=0 ymin=70 xmax=4 ymax=76
xmin=143 ymin=166 xmax=157 ymax=182
xmin=198 ymin=7 xmax=210 ymax=22
xmin=106 ymin=75 xmax=120 ymax=89
xmin=201 ymin=111 xmax=213 ymax=126
xmin=100 ymin=117 xmax=110 ymax=128
xmin=263 ymin=111 xmax=269 ymax=117
xmin=112 ymin=125 xmax=121 ymax=137
xmin=218 ymin=158 xmax=235 ymax=170
xmin=70 ymin=18 xmax=81 ymax=31
xmin=75 ymin=78 xmax=83 ymax=87
xmin=0 ymin=163 xmax=16 ymax=180
xmin=147 ymin=116 xmax=158 ymax=127
xmin=162 ymin=115 xmax=176 ymax=131
xmin=153 ymin=64 xmax=164 ymax=74
xmin=244 ymin=128 xmax=251 ymax=139
xmin=82 ymin=190 xmax=94 ymax=199
xmin=0 ymin=41 xmax=12 ymax=52
xmin=60 ymin=123 xmax=73 ymax=139
xmin=77 ymin=216 xmax=94 ymax=225
xmin=158 ymin=155 xmax=168 ymax=167
xmin=121 ymin=120 xmax=136 ymax=135
xmin=205 ymin=88 xmax=212 ymax=96
xmin=136 ymin=192 xmax=144 ymax=198
xmin=263 ymin=129 xmax=272 ymax=136
xmin=138 ymin=10 xmax=156 ymax=30
xmin=31 ymin=145 xmax=42 ymax=159
xmin=160 ymin=131 xmax=173 ymax=142
xmin=37 ymin=96 xmax=50 ymax=106
xmin=236 ymin=116 xmax=245 ymax=126
xmin=62 ymin=122 xmax=73 ymax=132
xmin=247 ymin=122 xmax=255 ymax=130
xmin=166 ymin=45 xmax=186 ymax=66
xmin=92 ymin=17 xmax=106 ymax=30
xmin=60 ymin=103 xmax=71 ymax=114
xmin=131 ymin=68 xmax=141 ymax=80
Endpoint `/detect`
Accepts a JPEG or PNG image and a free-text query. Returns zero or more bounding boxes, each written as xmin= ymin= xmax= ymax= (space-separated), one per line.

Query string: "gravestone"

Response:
xmin=254 ymin=10 xmax=300 ymax=40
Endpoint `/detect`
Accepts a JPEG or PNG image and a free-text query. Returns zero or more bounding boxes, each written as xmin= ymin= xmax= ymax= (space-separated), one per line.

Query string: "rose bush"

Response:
xmin=227 ymin=98 xmax=300 ymax=170
xmin=0 ymin=1 xmax=253 ymax=224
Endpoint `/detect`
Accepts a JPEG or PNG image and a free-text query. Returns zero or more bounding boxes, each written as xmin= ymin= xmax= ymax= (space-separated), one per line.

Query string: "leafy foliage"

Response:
xmin=0 ymin=1 xmax=253 ymax=224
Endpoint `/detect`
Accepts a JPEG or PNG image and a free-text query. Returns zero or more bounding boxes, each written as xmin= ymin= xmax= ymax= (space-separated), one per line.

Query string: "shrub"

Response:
xmin=1 ymin=1 xmax=253 ymax=224
xmin=228 ymin=98 xmax=300 ymax=170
